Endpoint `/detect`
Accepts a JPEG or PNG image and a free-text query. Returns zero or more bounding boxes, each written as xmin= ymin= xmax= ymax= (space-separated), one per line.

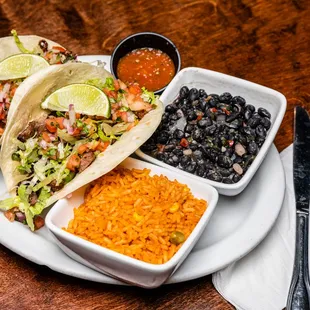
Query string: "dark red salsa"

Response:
xmin=117 ymin=48 xmax=175 ymax=92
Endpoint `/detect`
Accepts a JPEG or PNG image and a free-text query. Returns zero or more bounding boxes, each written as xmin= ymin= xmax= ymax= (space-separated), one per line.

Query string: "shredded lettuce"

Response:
xmin=17 ymin=185 xmax=35 ymax=231
xmin=0 ymin=197 xmax=21 ymax=211
xmin=11 ymin=29 xmax=32 ymax=54
xmin=103 ymin=77 xmax=115 ymax=90
xmin=85 ymin=78 xmax=105 ymax=89
xmin=29 ymin=187 xmax=51 ymax=216
xmin=16 ymin=138 xmax=38 ymax=167
xmin=98 ymin=125 xmax=110 ymax=142
xmin=57 ymin=129 xmax=77 ymax=144
xmin=141 ymin=87 xmax=156 ymax=104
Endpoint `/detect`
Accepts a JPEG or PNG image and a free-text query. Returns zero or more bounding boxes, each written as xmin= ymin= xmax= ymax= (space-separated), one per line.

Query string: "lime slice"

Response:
xmin=41 ymin=84 xmax=111 ymax=118
xmin=0 ymin=54 xmax=49 ymax=80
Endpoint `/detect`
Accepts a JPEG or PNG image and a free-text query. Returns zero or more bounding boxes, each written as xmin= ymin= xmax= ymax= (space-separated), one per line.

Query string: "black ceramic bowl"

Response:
xmin=110 ymin=32 xmax=181 ymax=95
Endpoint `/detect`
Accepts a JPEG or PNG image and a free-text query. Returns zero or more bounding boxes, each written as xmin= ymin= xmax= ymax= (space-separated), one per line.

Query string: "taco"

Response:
xmin=0 ymin=30 xmax=76 ymax=139
xmin=0 ymin=62 xmax=163 ymax=231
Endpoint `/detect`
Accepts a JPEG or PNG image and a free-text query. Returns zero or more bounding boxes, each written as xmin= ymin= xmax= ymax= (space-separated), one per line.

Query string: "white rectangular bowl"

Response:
xmin=45 ymin=157 xmax=218 ymax=288
xmin=136 ymin=67 xmax=287 ymax=196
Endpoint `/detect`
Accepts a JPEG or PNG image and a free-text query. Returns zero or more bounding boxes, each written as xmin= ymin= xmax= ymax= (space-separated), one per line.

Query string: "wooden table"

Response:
xmin=0 ymin=0 xmax=308 ymax=308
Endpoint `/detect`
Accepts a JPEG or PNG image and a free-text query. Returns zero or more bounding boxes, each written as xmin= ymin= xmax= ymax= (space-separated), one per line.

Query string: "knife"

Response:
xmin=287 ymin=106 xmax=310 ymax=310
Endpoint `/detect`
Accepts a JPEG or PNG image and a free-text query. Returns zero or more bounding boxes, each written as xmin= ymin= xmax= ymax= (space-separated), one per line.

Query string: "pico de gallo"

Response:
xmin=0 ymin=30 xmax=76 ymax=138
xmin=0 ymin=77 xmax=158 ymax=231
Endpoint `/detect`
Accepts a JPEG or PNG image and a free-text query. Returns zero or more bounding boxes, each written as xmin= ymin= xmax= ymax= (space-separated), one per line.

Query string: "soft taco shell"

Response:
xmin=0 ymin=34 xmax=65 ymax=123
xmin=0 ymin=62 xmax=163 ymax=207
xmin=0 ymin=35 xmax=63 ymax=62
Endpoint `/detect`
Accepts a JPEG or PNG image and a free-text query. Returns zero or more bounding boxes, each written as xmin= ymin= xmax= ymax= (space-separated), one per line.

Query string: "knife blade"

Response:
xmin=287 ymin=106 xmax=310 ymax=310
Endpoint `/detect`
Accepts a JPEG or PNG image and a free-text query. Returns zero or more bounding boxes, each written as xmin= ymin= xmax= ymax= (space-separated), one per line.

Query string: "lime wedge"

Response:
xmin=0 ymin=54 xmax=49 ymax=80
xmin=41 ymin=84 xmax=111 ymax=118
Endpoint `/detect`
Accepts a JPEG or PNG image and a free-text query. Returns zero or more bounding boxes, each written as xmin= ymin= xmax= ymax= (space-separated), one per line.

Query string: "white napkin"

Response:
xmin=212 ymin=145 xmax=295 ymax=310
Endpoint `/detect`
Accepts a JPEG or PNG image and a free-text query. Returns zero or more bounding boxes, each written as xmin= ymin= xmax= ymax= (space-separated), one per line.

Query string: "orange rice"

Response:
xmin=64 ymin=167 xmax=207 ymax=264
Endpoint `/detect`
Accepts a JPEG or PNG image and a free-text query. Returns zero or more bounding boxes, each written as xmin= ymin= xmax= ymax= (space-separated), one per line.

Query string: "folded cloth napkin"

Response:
xmin=213 ymin=145 xmax=295 ymax=310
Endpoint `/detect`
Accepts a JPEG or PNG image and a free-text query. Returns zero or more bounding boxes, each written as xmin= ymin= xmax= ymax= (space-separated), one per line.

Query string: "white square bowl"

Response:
xmin=45 ymin=157 xmax=218 ymax=288
xmin=135 ymin=67 xmax=287 ymax=196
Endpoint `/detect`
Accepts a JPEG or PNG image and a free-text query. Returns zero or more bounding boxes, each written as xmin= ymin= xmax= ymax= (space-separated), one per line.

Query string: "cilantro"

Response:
xmin=103 ymin=77 xmax=115 ymax=90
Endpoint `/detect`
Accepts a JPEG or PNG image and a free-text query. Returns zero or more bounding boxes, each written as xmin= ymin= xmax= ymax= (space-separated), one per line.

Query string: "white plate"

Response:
xmin=0 ymin=55 xmax=285 ymax=285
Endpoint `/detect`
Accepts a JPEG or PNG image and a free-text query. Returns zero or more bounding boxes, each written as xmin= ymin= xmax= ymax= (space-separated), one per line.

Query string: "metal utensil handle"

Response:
xmin=287 ymin=212 xmax=310 ymax=310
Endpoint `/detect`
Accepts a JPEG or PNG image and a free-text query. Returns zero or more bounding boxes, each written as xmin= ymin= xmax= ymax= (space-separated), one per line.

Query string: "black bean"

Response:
xmin=197 ymin=158 xmax=205 ymax=166
xmin=173 ymin=148 xmax=183 ymax=157
xmin=165 ymin=104 xmax=177 ymax=114
xmin=213 ymin=136 xmax=222 ymax=148
xmin=184 ymin=124 xmax=194 ymax=133
xmin=243 ymin=126 xmax=256 ymax=136
xmin=246 ymin=104 xmax=255 ymax=113
xmin=171 ymin=155 xmax=180 ymax=164
xmin=198 ymin=118 xmax=212 ymax=128
xmin=164 ymin=144 xmax=175 ymax=152
xmin=234 ymin=156 xmax=243 ymax=164
xmin=166 ymin=157 xmax=178 ymax=167
xmin=258 ymin=107 xmax=271 ymax=119
xmin=174 ymin=129 xmax=184 ymax=139
xmin=162 ymin=112 xmax=170 ymax=123
xmin=189 ymin=142 xmax=199 ymax=151
xmin=261 ymin=117 xmax=271 ymax=130
xmin=208 ymin=98 xmax=218 ymax=107
xmin=180 ymin=155 xmax=191 ymax=167
xmin=255 ymin=125 xmax=267 ymax=139
xmin=187 ymin=110 xmax=197 ymax=121
xmin=189 ymin=88 xmax=199 ymax=101
xmin=244 ymin=109 xmax=252 ymax=120
xmin=226 ymin=113 xmax=239 ymax=123
xmin=179 ymin=86 xmax=189 ymax=99
xmin=223 ymin=177 xmax=234 ymax=184
xmin=141 ymin=143 xmax=157 ymax=152
xmin=207 ymin=171 xmax=223 ymax=182
xmin=192 ymin=128 xmax=203 ymax=141
xmin=157 ymin=131 xmax=169 ymax=144
xmin=247 ymin=116 xmax=261 ymax=128
xmin=233 ymin=174 xmax=242 ymax=183
xmin=219 ymin=92 xmax=232 ymax=103
xmin=170 ymin=114 xmax=178 ymax=121
xmin=232 ymin=96 xmax=246 ymax=106
xmin=184 ymin=132 xmax=191 ymax=138
xmin=205 ymin=124 xmax=217 ymax=135
xmin=216 ymin=114 xmax=226 ymax=123
xmin=224 ymin=148 xmax=234 ymax=157
xmin=227 ymin=119 xmax=241 ymax=129
xmin=217 ymin=155 xmax=233 ymax=168
xmin=256 ymin=137 xmax=265 ymax=147
xmin=39 ymin=40 xmax=48 ymax=52
xmin=197 ymin=164 xmax=206 ymax=177
xmin=248 ymin=141 xmax=258 ymax=155
xmin=193 ymin=150 xmax=203 ymax=159
xmin=185 ymin=161 xmax=197 ymax=173
xmin=156 ymin=152 xmax=167 ymax=161
xmin=199 ymin=89 xmax=207 ymax=98
xmin=217 ymin=167 xmax=231 ymax=177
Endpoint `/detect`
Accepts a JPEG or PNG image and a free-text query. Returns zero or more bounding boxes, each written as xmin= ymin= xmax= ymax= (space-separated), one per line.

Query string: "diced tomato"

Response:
xmin=228 ymin=140 xmax=234 ymax=147
xmin=96 ymin=141 xmax=110 ymax=152
xmin=113 ymin=79 xmax=120 ymax=91
xmin=52 ymin=46 xmax=67 ymax=53
xmin=180 ymin=138 xmax=189 ymax=147
xmin=88 ymin=141 xmax=100 ymax=150
xmin=128 ymin=84 xmax=142 ymax=95
xmin=103 ymin=88 xmax=117 ymax=99
xmin=75 ymin=113 xmax=81 ymax=119
xmin=210 ymin=108 xmax=217 ymax=113
xmin=34 ymin=216 xmax=45 ymax=230
xmin=0 ymin=127 xmax=4 ymax=135
xmin=45 ymin=119 xmax=57 ymax=133
xmin=55 ymin=117 xmax=65 ymax=129
xmin=10 ymin=86 xmax=17 ymax=97
xmin=66 ymin=154 xmax=81 ymax=171
xmin=71 ymin=127 xmax=81 ymax=136
xmin=120 ymin=111 xmax=128 ymax=122
xmin=42 ymin=132 xmax=51 ymax=143
xmin=222 ymin=108 xmax=231 ymax=115
xmin=197 ymin=114 xmax=203 ymax=121
xmin=77 ymin=144 xmax=89 ymax=155
xmin=4 ymin=210 xmax=15 ymax=222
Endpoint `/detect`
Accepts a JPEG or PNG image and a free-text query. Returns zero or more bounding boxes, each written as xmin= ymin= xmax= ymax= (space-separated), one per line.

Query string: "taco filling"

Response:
xmin=0 ymin=30 xmax=76 ymax=138
xmin=0 ymin=78 xmax=157 ymax=231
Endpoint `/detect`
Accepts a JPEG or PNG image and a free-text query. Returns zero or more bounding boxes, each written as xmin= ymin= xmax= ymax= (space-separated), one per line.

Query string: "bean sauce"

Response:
xmin=117 ymin=48 xmax=175 ymax=91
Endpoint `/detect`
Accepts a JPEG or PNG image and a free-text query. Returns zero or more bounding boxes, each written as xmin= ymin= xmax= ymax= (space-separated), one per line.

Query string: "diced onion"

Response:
xmin=69 ymin=104 xmax=76 ymax=126
xmin=3 ymin=83 xmax=11 ymax=93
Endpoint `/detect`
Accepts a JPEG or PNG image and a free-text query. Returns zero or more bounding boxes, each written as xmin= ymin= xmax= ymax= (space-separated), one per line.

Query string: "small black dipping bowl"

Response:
xmin=110 ymin=32 xmax=181 ymax=95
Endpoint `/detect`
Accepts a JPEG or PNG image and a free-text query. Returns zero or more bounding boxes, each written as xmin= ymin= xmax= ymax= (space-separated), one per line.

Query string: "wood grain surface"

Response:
xmin=0 ymin=0 xmax=308 ymax=309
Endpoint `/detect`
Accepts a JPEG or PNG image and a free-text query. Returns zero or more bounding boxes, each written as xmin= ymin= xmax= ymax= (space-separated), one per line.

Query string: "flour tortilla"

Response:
xmin=0 ymin=62 xmax=163 ymax=207
xmin=0 ymin=34 xmax=66 ymax=123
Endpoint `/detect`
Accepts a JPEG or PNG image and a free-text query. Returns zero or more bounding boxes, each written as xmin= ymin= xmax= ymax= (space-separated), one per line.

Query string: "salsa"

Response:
xmin=117 ymin=48 xmax=175 ymax=92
